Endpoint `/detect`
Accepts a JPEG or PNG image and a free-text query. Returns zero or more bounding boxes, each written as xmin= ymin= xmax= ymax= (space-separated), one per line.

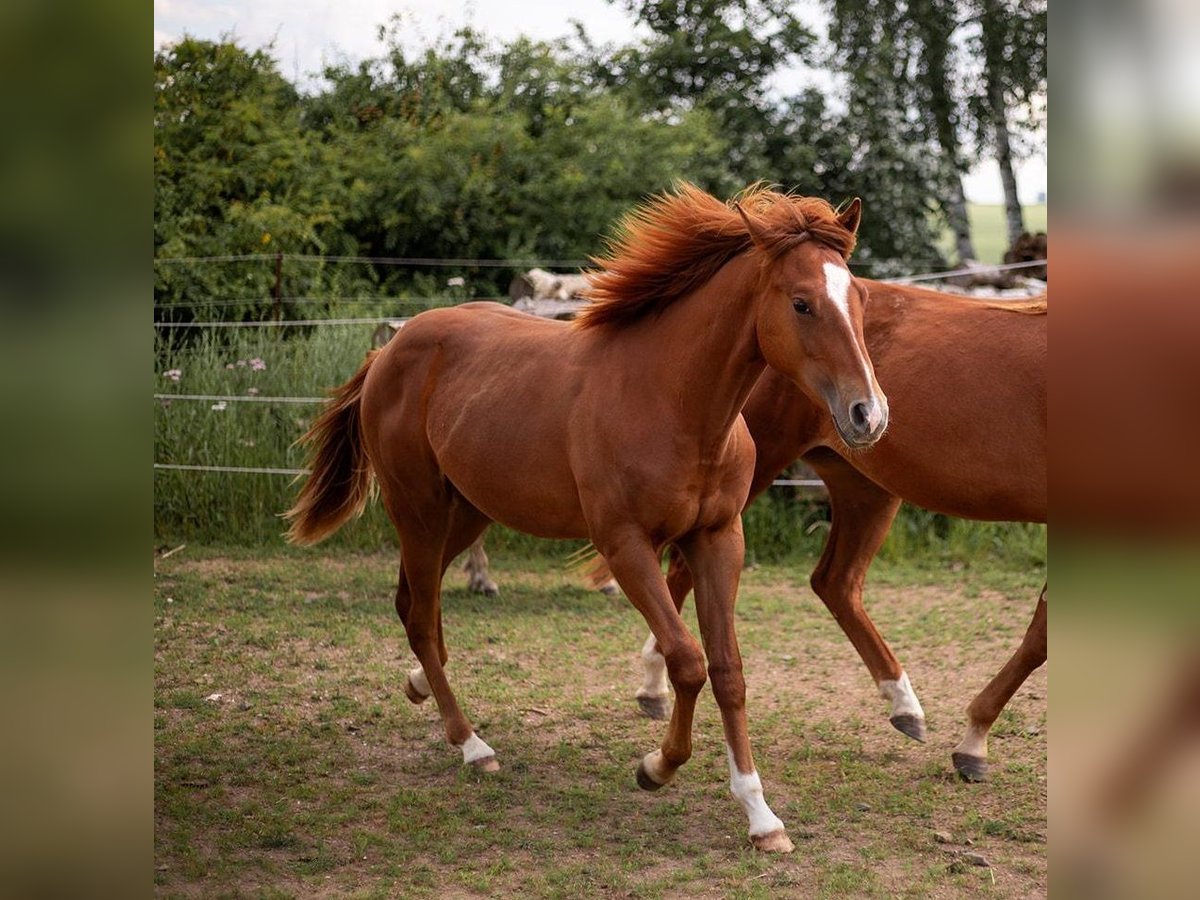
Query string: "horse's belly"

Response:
xmin=429 ymin=390 xmax=590 ymax=539
xmin=441 ymin=454 xmax=589 ymax=540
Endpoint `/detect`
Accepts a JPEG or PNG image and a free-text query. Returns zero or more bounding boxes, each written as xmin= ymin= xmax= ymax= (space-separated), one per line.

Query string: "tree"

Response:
xmin=154 ymin=38 xmax=367 ymax=327
xmin=595 ymin=0 xmax=814 ymax=176
xmin=910 ymin=0 xmax=976 ymax=261
xmin=825 ymin=1 xmax=949 ymax=271
xmin=969 ymin=0 xmax=1047 ymax=245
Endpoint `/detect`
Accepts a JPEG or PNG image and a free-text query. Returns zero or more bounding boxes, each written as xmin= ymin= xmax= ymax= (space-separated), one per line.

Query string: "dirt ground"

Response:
xmin=154 ymin=550 xmax=1046 ymax=898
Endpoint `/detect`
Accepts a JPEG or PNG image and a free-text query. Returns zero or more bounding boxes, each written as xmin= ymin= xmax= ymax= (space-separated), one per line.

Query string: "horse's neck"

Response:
xmin=627 ymin=254 xmax=766 ymax=445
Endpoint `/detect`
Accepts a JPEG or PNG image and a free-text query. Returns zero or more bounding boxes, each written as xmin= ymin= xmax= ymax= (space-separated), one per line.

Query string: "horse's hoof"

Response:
xmin=481 ymin=585 xmax=499 ymax=597
xmin=890 ymin=713 xmax=927 ymax=743
xmin=637 ymin=694 xmax=671 ymax=721
xmin=402 ymin=676 xmax=429 ymax=705
xmin=636 ymin=761 xmax=666 ymax=791
xmin=952 ymin=752 xmax=989 ymax=783
xmin=599 ymin=583 xmax=620 ymax=597
xmin=470 ymin=755 xmax=500 ymax=773
xmin=750 ymin=829 xmax=795 ymax=853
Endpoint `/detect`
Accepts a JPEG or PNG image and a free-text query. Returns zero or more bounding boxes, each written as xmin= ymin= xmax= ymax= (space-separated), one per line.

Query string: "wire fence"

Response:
xmin=152 ymin=258 xmax=1046 ymax=328
xmin=154 ymin=316 xmax=406 ymax=329
xmin=151 ymin=458 xmax=823 ymax=489
xmin=154 ymin=251 xmax=1044 ymax=490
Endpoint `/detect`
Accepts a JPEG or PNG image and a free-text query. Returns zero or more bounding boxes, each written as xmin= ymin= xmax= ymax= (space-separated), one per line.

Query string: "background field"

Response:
xmin=950 ymin=204 xmax=1048 ymax=265
xmin=154 ymin=548 xmax=1046 ymax=898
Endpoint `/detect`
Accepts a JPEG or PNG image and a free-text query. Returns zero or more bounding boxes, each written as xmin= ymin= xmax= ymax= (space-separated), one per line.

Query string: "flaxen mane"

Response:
xmin=576 ymin=182 xmax=858 ymax=330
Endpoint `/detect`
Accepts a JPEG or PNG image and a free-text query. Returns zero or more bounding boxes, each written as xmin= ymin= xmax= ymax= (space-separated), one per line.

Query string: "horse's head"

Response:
xmin=738 ymin=196 xmax=888 ymax=449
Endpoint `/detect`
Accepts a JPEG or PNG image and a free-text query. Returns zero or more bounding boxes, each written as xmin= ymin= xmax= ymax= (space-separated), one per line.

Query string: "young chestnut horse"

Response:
xmin=285 ymin=184 xmax=886 ymax=852
xmin=632 ymin=280 xmax=1046 ymax=782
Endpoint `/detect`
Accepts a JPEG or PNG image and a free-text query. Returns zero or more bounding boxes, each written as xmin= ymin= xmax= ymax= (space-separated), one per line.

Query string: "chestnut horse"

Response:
xmin=284 ymin=184 xmax=885 ymax=852
xmin=634 ymin=281 xmax=1046 ymax=782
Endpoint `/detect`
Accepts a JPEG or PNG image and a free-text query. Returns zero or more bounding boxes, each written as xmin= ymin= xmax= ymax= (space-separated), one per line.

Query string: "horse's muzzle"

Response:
xmin=837 ymin=396 xmax=888 ymax=448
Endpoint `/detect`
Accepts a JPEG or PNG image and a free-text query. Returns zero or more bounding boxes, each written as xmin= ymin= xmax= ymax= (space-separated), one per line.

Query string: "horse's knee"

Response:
xmin=665 ymin=643 xmax=707 ymax=696
xmin=405 ymin=622 xmax=437 ymax=654
xmin=708 ymin=662 xmax=746 ymax=711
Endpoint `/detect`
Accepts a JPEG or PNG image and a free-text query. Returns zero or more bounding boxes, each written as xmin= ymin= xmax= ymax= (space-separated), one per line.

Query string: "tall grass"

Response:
xmin=154 ymin=322 xmax=395 ymax=548
xmin=154 ymin=324 xmax=1044 ymax=571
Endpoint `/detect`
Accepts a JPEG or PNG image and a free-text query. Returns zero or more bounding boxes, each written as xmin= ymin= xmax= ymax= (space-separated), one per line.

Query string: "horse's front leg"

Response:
xmin=678 ymin=522 xmax=794 ymax=853
xmin=635 ymin=546 xmax=694 ymax=720
xmin=598 ymin=531 xmax=708 ymax=791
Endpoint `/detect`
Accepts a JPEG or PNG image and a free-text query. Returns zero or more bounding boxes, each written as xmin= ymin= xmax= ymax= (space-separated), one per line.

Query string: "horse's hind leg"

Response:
xmin=636 ymin=546 xmax=694 ymax=720
xmin=392 ymin=495 xmax=499 ymax=770
xmin=953 ymin=587 xmax=1047 ymax=782
xmin=462 ymin=534 xmax=499 ymax=597
xmin=807 ymin=452 xmax=925 ymax=741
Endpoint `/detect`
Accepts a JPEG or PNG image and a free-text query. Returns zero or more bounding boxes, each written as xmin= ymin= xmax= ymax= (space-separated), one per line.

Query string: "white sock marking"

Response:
xmin=954 ymin=722 xmax=990 ymax=760
xmin=878 ymin=671 xmax=925 ymax=720
xmin=408 ymin=666 xmax=431 ymax=698
xmin=726 ymin=746 xmax=785 ymax=837
xmin=637 ymin=633 xmax=669 ymax=699
xmin=642 ymin=748 xmax=670 ymax=784
xmin=460 ymin=732 xmax=495 ymax=764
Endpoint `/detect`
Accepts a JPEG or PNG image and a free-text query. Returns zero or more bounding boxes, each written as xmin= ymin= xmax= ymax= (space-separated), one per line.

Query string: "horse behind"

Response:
xmin=285 ymin=184 xmax=884 ymax=852
xmin=635 ymin=281 xmax=1046 ymax=781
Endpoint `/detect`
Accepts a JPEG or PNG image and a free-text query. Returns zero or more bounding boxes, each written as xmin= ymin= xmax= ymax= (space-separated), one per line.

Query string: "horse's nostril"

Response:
xmin=850 ymin=401 xmax=869 ymax=430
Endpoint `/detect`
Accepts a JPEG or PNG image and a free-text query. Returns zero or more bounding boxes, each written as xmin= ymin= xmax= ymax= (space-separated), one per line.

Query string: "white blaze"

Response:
xmin=823 ymin=260 xmax=884 ymax=429
xmin=823 ymin=261 xmax=852 ymax=324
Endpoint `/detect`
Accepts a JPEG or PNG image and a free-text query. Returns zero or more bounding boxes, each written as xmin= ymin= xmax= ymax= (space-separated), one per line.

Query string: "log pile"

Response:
xmin=943 ymin=231 xmax=1047 ymax=295
xmin=507 ymin=268 xmax=591 ymax=320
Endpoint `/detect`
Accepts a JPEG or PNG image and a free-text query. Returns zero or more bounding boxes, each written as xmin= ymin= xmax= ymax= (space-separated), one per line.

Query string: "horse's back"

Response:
xmin=857 ymin=287 xmax=1046 ymax=520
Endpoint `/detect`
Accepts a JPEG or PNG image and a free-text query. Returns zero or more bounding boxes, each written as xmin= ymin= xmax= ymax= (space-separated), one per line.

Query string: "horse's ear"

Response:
xmin=837 ymin=197 xmax=862 ymax=235
xmin=733 ymin=201 xmax=771 ymax=252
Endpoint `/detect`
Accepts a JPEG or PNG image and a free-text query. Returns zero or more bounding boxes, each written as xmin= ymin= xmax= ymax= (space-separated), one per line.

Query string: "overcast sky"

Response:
xmin=154 ymin=0 xmax=1046 ymax=204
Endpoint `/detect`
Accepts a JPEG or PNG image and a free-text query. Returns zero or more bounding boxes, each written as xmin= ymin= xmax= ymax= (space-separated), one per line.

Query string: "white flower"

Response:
xmin=211 ymin=401 xmax=228 ymax=411
xmin=163 ymin=368 xmax=182 ymax=382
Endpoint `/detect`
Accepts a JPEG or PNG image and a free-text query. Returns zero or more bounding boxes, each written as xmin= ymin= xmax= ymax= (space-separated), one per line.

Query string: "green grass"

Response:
xmin=942 ymin=204 xmax=1047 ymax=265
xmin=154 ymin=549 xmax=1046 ymax=897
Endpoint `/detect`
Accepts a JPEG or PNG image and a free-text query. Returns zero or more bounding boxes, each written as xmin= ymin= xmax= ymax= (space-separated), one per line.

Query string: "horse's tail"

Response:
xmin=283 ymin=351 xmax=380 ymax=545
xmin=566 ymin=543 xmax=618 ymax=593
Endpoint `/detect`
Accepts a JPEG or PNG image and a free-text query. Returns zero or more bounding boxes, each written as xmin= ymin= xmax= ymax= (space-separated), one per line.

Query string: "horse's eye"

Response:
xmin=792 ymin=298 xmax=812 ymax=316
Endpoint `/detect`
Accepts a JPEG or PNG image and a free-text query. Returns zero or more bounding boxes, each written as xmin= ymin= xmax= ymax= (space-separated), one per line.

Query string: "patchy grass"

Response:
xmin=155 ymin=548 xmax=1045 ymax=897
